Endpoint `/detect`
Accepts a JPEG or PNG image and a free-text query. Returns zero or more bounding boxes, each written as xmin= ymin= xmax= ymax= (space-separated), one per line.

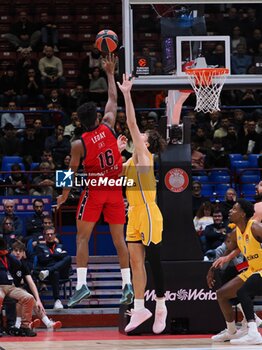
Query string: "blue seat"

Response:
xmin=232 ymin=160 xmax=250 ymax=174
xmin=1 ymin=156 xmax=23 ymax=171
xmin=239 ymin=169 xmax=260 ymax=176
xmin=248 ymin=154 xmax=260 ymax=167
xmin=215 ymin=183 xmax=231 ymax=196
xmin=240 ymin=174 xmax=260 ymax=184
xmin=210 ymin=175 xmax=231 ymax=183
xmin=2 ymin=163 xmax=25 ymax=179
xmin=192 ymin=175 xmax=209 ymax=183
xmin=241 ymin=183 xmax=257 ymax=195
xmin=201 ymin=184 xmax=214 ymax=196
xmin=229 ymin=154 xmax=243 ymax=163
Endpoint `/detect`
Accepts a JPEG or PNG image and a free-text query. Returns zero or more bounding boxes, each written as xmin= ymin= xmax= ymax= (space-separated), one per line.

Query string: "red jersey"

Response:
xmin=81 ymin=123 xmax=122 ymax=181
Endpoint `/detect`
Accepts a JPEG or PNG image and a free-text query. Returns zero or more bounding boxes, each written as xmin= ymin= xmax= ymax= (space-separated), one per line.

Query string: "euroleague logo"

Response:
xmin=138 ymin=58 xmax=147 ymax=67
xmin=164 ymin=168 xmax=189 ymax=193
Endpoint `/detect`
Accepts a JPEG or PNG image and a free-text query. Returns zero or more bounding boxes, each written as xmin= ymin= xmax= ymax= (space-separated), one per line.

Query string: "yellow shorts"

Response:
xmin=238 ymin=268 xmax=262 ymax=282
xmin=126 ymin=202 xmax=163 ymax=246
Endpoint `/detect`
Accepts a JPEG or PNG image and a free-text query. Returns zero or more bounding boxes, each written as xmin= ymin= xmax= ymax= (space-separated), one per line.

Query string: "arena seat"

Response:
xmin=192 ymin=175 xmax=209 ymax=183
xmin=231 ymin=160 xmax=250 ymax=174
xmin=240 ymin=174 xmax=260 ymax=184
xmin=210 ymin=175 xmax=231 ymax=183
xmin=1 ymin=156 xmax=23 ymax=171
xmin=214 ymin=183 xmax=231 ymax=196
xmin=248 ymin=153 xmax=260 ymax=167
xmin=201 ymin=184 xmax=214 ymax=196
xmin=229 ymin=154 xmax=243 ymax=164
xmin=241 ymin=183 xmax=257 ymax=196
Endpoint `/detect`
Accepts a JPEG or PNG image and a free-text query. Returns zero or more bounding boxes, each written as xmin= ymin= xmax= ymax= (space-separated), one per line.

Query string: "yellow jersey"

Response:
xmin=125 ymin=152 xmax=157 ymax=206
xmin=236 ymin=219 xmax=262 ymax=273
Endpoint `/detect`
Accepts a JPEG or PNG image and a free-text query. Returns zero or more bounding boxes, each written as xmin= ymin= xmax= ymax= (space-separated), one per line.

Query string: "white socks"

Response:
xmin=134 ymin=299 xmax=144 ymax=311
xmin=15 ymin=317 xmax=21 ymax=328
xmin=76 ymin=267 xmax=87 ymax=290
xmin=226 ymin=321 xmax=236 ymax=334
xmin=121 ymin=268 xmax=131 ymax=289
xmin=155 ymin=297 xmax=166 ymax=311
xmin=248 ymin=321 xmax=259 ymax=334
xmin=42 ymin=315 xmax=51 ymax=327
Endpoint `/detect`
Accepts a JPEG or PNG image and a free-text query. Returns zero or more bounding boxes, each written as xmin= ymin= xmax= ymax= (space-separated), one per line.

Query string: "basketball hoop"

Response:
xmin=185 ymin=67 xmax=229 ymax=113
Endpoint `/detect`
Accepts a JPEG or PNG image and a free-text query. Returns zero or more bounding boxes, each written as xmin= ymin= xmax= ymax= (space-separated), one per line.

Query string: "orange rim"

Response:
xmin=185 ymin=68 xmax=229 ymax=86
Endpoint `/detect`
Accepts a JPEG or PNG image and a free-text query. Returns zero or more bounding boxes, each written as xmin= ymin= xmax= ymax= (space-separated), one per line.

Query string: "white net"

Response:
xmin=186 ymin=68 xmax=229 ymax=114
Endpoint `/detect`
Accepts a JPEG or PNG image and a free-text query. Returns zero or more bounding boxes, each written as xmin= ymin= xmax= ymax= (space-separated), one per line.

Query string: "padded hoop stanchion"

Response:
xmin=185 ymin=68 xmax=229 ymax=113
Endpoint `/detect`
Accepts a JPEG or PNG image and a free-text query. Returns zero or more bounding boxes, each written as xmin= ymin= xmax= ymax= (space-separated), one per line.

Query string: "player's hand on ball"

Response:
xmin=102 ymin=53 xmax=116 ymax=75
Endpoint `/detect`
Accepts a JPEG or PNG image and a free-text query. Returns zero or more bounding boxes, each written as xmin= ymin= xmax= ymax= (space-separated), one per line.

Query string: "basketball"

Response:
xmin=95 ymin=29 xmax=118 ymax=53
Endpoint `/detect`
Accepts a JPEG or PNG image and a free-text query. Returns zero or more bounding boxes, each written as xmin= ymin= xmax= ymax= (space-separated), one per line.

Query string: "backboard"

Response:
xmin=122 ymin=0 xmax=262 ymax=90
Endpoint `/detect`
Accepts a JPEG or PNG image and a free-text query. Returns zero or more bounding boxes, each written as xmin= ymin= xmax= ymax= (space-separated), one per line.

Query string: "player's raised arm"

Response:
xmin=57 ymin=140 xmax=84 ymax=208
xmin=102 ymin=53 xmax=117 ymax=128
xmin=117 ymin=74 xmax=149 ymax=168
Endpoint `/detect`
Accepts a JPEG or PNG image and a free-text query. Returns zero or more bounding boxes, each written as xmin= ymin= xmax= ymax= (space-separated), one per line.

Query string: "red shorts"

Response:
xmin=76 ymin=188 xmax=126 ymax=224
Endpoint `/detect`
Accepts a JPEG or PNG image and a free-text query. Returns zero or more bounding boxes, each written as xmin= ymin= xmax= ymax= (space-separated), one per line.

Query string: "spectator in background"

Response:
xmin=38 ymin=46 xmax=65 ymax=89
xmin=0 ymin=123 xmax=22 ymax=157
xmin=222 ymin=124 xmax=240 ymax=153
xmin=0 ymin=199 xmax=23 ymax=238
xmin=35 ymin=226 xmax=72 ymax=310
xmin=231 ymin=43 xmax=252 ymax=75
xmin=202 ymin=210 xmax=230 ymax=253
xmin=77 ymin=44 xmax=103 ymax=89
xmin=46 ymin=89 xmax=68 ymax=115
xmin=193 ymin=201 xmax=214 ymax=237
xmin=20 ymin=68 xmax=45 ymax=107
xmin=3 ymin=11 xmax=41 ymax=53
xmin=205 ymin=111 xmax=221 ymax=138
xmin=219 ymin=188 xmax=237 ymax=221
xmin=232 ymin=108 xmax=245 ymax=137
xmin=214 ymin=116 xmax=230 ymax=138
xmin=247 ymin=28 xmax=262 ymax=55
xmin=240 ymin=119 xmax=262 ymax=155
xmin=38 ymin=12 xmax=59 ymax=52
xmin=22 ymin=125 xmax=45 ymax=165
xmin=155 ymin=90 xmax=167 ymax=108
xmin=63 ymin=112 xmax=81 ymax=142
xmin=193 ymin=127 xmax=213 ymax=154
xmin=192 ymin=181 xmax=209 ymax=216
xmin=29 ymin=161 xmax=56 ymax=199
xmin=5 ymin=163 xmax=28 ymax=196
xmin=238 ymin=90 xmax=260 ymax=110
xmin=45 ymin=124 xmax=71 ymax=168
xmin=25 ymin=199 xmax=46 ymax=243
xmin=204 ymin=138 xmax=230 ymax=169
xmin=0 ymin=217 xmax=18 ymax=248
xmin=0 ymin=238 xmax=36 ymax=337
xmin=0 ymin=66 xmax=20 ymax=107
xmin=191 ymin=141 xmax=205 ymax=170
xmin=16 ymin=50 xmax=39 ymax=82
xmin=206 ymin=44 xmax=226 ymax=67
xmin=146 ymin=111 xmax=158 ymax=130
xmin=68 ymin=85 xmax=88 ymax=113
xmin=218 ymin=7 xmax=240 ymax=35
xmin=11 ymin=241 xmax=62 ymax=331
xmin=39 ymin=149 xmax=57 ymax=172
xmin=115 ymin=110 xmax=128 ymax=136
xmin=88 ymin=66 xmax=108 ymax=107
xmin=240 ymin=7 xmax=260 ymax=37
xmin=1 ymin=101 xmax=25 ymax=132
xmin=231 ymin=26 xmax=247 ymax=54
